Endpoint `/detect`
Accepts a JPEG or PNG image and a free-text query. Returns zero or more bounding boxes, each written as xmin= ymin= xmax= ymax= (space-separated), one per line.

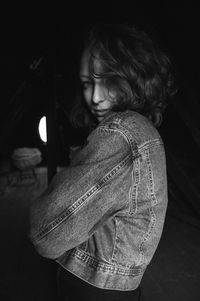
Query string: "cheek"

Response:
xmin=107 ymin=85 xmax=117 ymax=100
xmin=83 ymin=89 xmax=92 ymax=106
xmin=107 ymin=90 xmax=117 ymax=108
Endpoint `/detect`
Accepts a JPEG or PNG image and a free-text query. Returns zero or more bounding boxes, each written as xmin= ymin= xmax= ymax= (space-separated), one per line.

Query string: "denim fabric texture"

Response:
xmin=30 ymin=110 xmax=168 ymax=291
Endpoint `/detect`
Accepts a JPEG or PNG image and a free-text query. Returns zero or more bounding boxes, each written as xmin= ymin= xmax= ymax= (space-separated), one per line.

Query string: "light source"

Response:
xmin=38 ymin=116 xmax=47 ymax=143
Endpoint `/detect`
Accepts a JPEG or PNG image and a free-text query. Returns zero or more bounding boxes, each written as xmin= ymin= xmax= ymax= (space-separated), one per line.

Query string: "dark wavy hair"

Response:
xmin=70 ymin=23 xmax=176 ymax=130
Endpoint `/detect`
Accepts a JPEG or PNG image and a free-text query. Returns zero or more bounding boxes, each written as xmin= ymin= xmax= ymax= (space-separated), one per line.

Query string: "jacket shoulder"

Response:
xmin=100 ymin=111 xmax=162 ymax=146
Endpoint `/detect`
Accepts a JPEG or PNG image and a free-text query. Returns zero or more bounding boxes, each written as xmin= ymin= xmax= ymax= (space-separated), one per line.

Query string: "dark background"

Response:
xmin=0 ymin=2 xmax=200 ymax=209
xmin=0 ymin=3 xmax=200 ymax=300
xmin=0 ymin=2 xmax=199 ymax=145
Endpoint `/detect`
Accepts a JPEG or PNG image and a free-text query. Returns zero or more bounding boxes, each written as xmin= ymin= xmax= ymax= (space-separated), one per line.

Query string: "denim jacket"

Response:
xmin=30 ymin=110 xmax=168 ymax=291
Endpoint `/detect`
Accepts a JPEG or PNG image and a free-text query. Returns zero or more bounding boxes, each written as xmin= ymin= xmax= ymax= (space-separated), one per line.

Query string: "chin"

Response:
xmin=97 ymin=116 xmax=104 ymax=122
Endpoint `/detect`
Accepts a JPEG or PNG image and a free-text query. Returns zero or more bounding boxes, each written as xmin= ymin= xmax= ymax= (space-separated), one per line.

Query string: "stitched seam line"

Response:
xmin=98 ymin=124 xmax=140 ymax=159
xmin=69 ymin=248 xmax=144 ymax=276
xmin=99 ymin=125 xmax=141 ymax=215
xmin=33 ymin=153 xmax=132 ymax=242
xmin=129 ymin=157 xmax=140 ymax=214
xmin=138 ymin=149 xmax=157 ymax=265
xmin=111 ymin=216 xmax=118 ymax=263
xmin=138 ymin=139 xmax=162 ymax=150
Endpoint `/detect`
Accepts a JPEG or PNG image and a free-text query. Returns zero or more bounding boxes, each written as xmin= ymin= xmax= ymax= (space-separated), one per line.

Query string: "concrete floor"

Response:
xmin=0 ymin=167 xmax=200 ymax=300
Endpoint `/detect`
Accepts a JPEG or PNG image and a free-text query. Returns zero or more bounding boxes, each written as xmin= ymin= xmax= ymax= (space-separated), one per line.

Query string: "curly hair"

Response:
xmin=70 ymin=23 xmax=176 ymax=130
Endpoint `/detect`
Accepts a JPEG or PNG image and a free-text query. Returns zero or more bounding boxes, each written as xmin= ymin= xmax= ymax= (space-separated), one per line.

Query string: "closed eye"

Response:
xmin=81 ymin=80 xmax=93 ymax=90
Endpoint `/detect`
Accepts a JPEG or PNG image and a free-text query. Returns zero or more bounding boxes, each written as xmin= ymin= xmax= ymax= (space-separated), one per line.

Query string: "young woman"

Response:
xmin=29 ymin=24 xmax=176 ymax=300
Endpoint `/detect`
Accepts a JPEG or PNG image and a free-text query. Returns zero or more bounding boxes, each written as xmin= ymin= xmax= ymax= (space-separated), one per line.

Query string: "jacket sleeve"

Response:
xmin=29 ymin=126 xmax=132 ymax=259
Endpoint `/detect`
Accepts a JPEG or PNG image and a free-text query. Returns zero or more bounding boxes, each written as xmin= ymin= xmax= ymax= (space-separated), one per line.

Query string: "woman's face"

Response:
xmin=80 ymin=49 xmax=116 ymax=122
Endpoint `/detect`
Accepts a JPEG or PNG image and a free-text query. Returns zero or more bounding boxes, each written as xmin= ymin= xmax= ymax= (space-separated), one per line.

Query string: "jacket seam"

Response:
xmin=99 ymin=123 xmax=142 ymax=215
xmin=138 ymin=148 xmax=158 ymax=265
xmin=111 ymin=216 xmax=117 ymax=263
xmin=33 ymin=153 xmax=132 ymax=242
xmin=98 ymin=124 xmax=141 ymax=160
xmin=129 ymin=157 xmax=141 ymax=215
xmin=138 ymin=139 xmax=162 ymax=151
xmin=66 ymin=248 xmax=144 ymax=276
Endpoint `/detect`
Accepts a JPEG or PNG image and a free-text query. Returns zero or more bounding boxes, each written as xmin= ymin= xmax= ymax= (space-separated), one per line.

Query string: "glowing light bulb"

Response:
xmin=38 ymin=116 xmax=47 ymax=143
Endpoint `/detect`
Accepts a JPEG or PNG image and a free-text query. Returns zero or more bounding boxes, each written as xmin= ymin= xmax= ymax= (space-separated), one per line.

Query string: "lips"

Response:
xmin=92 ymin=109 xmax=108 ymax=116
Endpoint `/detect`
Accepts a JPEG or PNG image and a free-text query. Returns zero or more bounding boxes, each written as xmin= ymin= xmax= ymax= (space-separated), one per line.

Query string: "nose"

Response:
xmin=92 ymin=84 xmax=105 ymax=105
